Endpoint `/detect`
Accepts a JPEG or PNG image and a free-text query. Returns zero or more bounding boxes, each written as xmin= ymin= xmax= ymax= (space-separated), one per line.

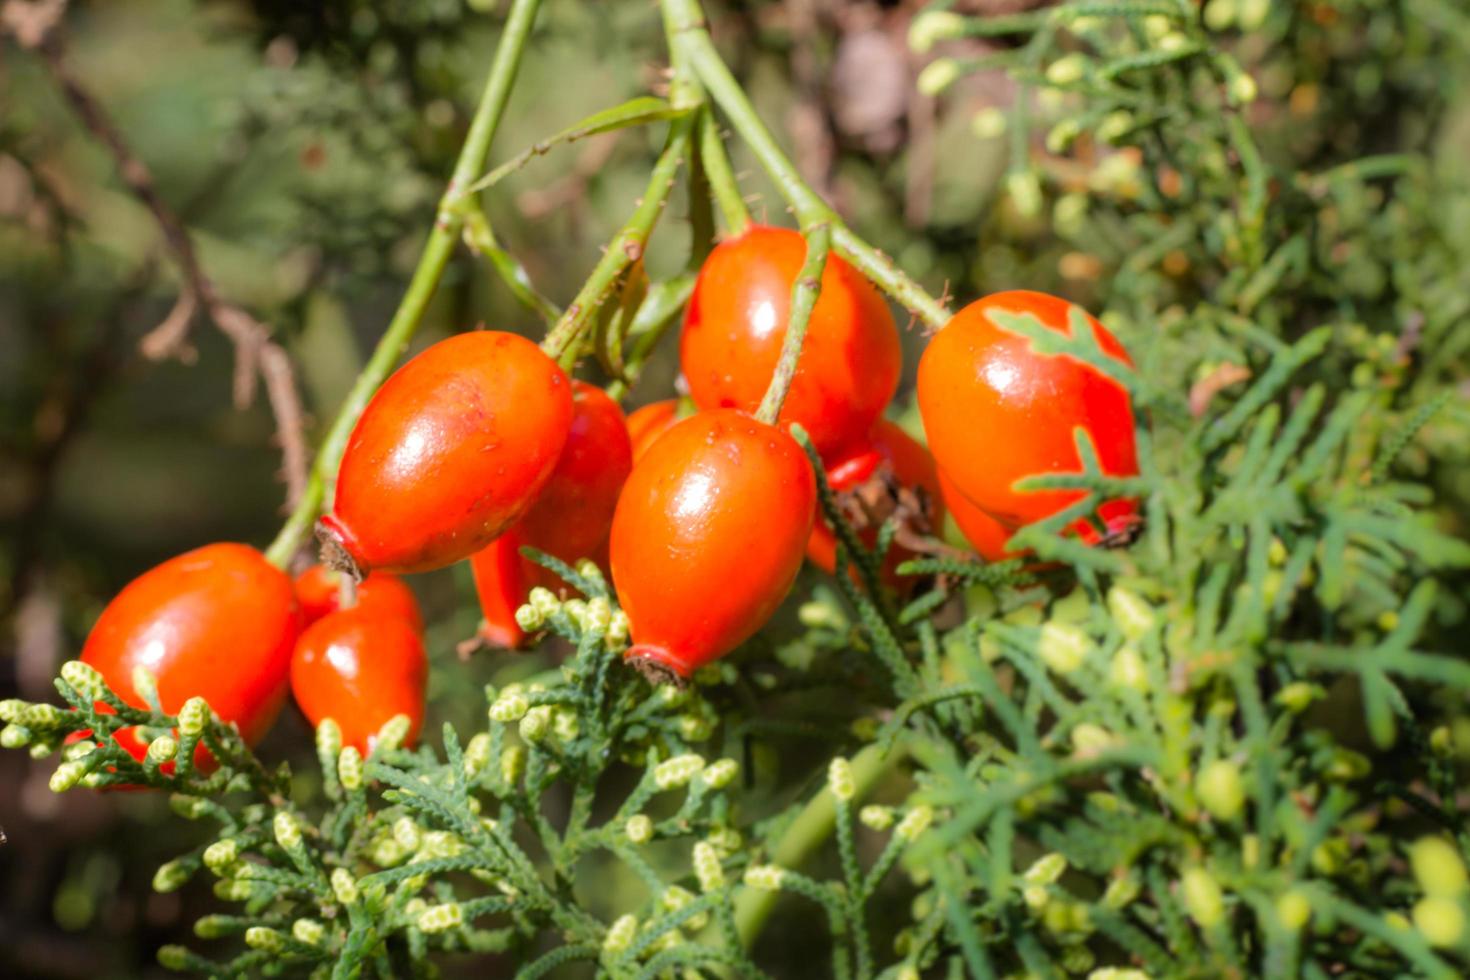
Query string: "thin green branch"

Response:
xmin=755 ymin=222 xmax=828 ymax=424
xmin=263 ymin=0 xmax=543 ymax=568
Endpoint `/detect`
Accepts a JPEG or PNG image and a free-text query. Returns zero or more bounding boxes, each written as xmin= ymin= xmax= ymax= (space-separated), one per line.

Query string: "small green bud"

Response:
xmin=1197 ymin=760 xmax=1246 ymax=822
xmin=519 ymin=705 xmax=551 ymax=742
xmin=1005 ymin=171 xmax=1043 ymax=219
xmin=213 ymin=878 xmax=254 ymax=902
xmin=245 ymin=926 xmax=284 ymax=952
xmin=1070 ymin=724 xmax=1115 ymax=755
xmin=147 ymin=735 xmax=178 ymax=765
xmin=1275 ymin=681 xmax=1323 ymax=713
xmin=701 ymin=757 xmax=739 ymax=790
xmin=553 ymin=707 xmax=580 ymax=742
xmin=1276 ymin=889 xmax=1311 ymax=932
xmin=1024 ymin=853 xmax=1068 ymax=887
xmin=132 ymin=665 xmax=161 ymax=711
xmin=972 ymin=107 xmax=1008 ymax=140
xmin=463 ymin=731 xmax=492 ymax=778
xmin=293 ymin=918 xmax=325 ymax=945
xmin=24 ymin=703 xmax=69 ymax=730
xmin=655 ymin=753 xmax=705 ymax=790
xmin=1087 ymin=970 xmax=1152 ymax=980
xmin=315 ymin=718 xmax=342 ymax=762
xmin=203 ymin=838 xmax=239 ymax=874
xmin=1410 ymin=838 xmax=1468 ymax=897
xmin=372 ymin=714 xmax=410 ymax=754
xmin=678 ymin=713 xmax=713 ymax=742
xmin=896 ymin=805 xmax=933 ymax=842
xmin=371 ymin=838 xmax=407 ymax=868
xmin=1044 ymin=53 xmax=1088 ymax=87
xmin=1324 ymin=747 xmax=1371 ymax=782
xmin=178 ymin=697 xmax=210 ymax=737
xmin=1181 ymin=867 xmax=1224 ymax=929
xmin=1045 ymin=119 xmax=1081 ymax=155
xmin=1107 ymin=587 xmax=1155 ymax=639
xmin=1023 ymin=884 xmax=1050 ymax=910
xmin=61 ymin=661 xmax=108 ymax=701
xmin=394 ymin=817 xmax=422 ymax=853
xmin=860 ymin=805 xmax=895 ymax=831
xmin=0 ymin=699 xmax=29 ymax=724
xmin=706 ymin=825 xmax=742 ymax=856
xmin=153 ymin=858 xmax=195 ymax=893
xmin=338 ymin=746 xmax=363 ymax=790
xmin=49 ymin=760 xmax=86 ymax=793
xmin=625 ymin=814 xmax=654 ymax=844
xmin=514 ymin=602 xmax=544 ymax=632
xmin=1039 ymin=622 xmax=1091 ymax=674
xmin=1203 ymin=0 xmax=1236 ymax=30
xmin=157 ymin=945 xmax=192 ymax=971
xmin=63 ymin=738 xmax=97 ymax=761
xmin=194 ymin=914 xmax=234 ymax=939
xmin=575 ymin=558 xmax=604 ymax=583
xmin=1102 ymin=874 xmax=1140 ymax=909
xmin=585 ymin=595 xmax=613 ymax=633
xmin=918 ymin=58 xmax=961 ymax=97
xmin=562 ymin=598 xmax=590 ymax=631
xmin=603 ymin=913 xmax=638 ymax=954
xmin=693 ymin=841 xmax=724 ymax=892
xmin=1142 ymin=14 xmax=1172 ymax=40
xmin=743 ymin=865 xmax=787 ymax=890
xmin=500 ymin=744 xmax=526 ymax=786
xmin=528 ymin=587 xmax=559 ymax=616
xmin=1430 ymin=725 xmax=1454 ymax=757
xmin=909 ymin=10 xmax=965 ymax=54
xmin=1229 ymin=72 xmax=1258 ymax=105
xmin=1109 ymin=645 xmax=1149 ymax=692
xmin=268 ymin=811 xmax=300 ymax=853
xmin=1237 ymin=0 xmax=1270 ymax=31
xmin=827 ymin=756 xmax=855 ymax=801
xmin=606 ymin=610 xmax=631 ymax=649
xmin=1 ymin=723 xmax=31 ymax=749
xmin=1413 ymin=896 xmax=1464 ymax=947
xmin=418 ymin=902 xmax=464 ymax=933
xmin=331 ymin=867 xmax=359 ymax=905
xmin=1156 ymin=31 xmax=1188 ymax=52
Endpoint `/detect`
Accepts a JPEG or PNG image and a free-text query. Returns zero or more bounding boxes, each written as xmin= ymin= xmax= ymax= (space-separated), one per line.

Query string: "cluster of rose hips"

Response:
xmin=75 ymin=224 xmax=1138 ymax=764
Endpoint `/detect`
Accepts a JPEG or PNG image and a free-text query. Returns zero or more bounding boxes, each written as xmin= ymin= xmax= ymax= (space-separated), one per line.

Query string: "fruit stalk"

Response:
xmin=264 ymin=0 xmax=543 ymax=569
xmin=539 ymin=117 xmax=693 ymax=362
xmin=663 ymin=0 xmax=950 ymax=330
xmin=755 ymin=221 xmax=830 ymax=425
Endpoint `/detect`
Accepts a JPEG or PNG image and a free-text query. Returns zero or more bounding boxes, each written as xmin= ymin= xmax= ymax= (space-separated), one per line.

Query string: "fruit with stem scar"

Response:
xmin=318 ymin=331 xmax=573 ymax=577
xmin=610 ymin=409 xmax=814 ymax=680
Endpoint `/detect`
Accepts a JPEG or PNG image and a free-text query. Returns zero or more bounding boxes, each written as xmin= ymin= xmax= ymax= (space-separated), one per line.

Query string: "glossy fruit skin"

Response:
xmin=294 ymin=565 xmax=423 ymax=633
xmin=290 ymin=608 xmax=426 ymax=755
xmin=806 ymin=420 xmax=945 ymax=588
xmin=918 ymin=291 xmax=1139 ymax=532
xmin=610 ymin=409 xmax=815 ymax=679
xmin=471 ymin=382 xmax=633 ymax=648
xmin=680 ymin=225 xmax=901 ymax=462
xmin=80 ymin=543 xmax=299 ymax=766
xmin=320 ymin=331 xmax=573 ymax=575
xmin=626 ymin=399 xmax=681 ymax=461
xmin=937 ymin=468 xmax=1019 ymax=562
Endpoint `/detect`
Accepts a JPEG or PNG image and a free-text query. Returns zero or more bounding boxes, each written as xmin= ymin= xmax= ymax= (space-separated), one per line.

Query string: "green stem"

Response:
xmin=733 ymin=742 xmax=899 ymax=948
xmin=665 ymin=0 xmax=949 ymax=328
xmin=604 ymin=272 xmax=697 ymax=402
xmin=540 ymin=118 xmax=693 ymax=359
xmin=698 ymin=108 xmax=752 ymax=234
xmin=755 ymin=221 xmax=829 ymax=425
xmin=263 ymin=0 xmax=542 ymax=569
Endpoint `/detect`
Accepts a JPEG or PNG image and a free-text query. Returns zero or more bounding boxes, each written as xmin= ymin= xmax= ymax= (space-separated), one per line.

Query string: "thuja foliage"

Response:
xmin=6 ymin=0 xmax=1470 ymax=976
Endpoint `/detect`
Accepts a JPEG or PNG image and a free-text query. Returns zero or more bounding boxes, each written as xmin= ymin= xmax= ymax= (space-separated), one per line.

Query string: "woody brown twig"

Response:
xmin=3 ymin=0 xmax=309 ymax=510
